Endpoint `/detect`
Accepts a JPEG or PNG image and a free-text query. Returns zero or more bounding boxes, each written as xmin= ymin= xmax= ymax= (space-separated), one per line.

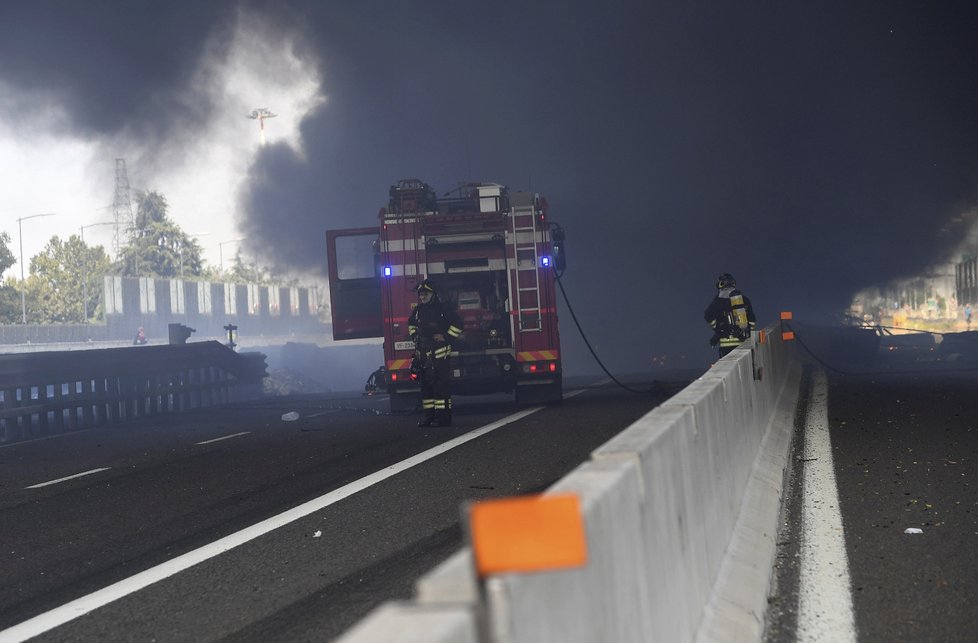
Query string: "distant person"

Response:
xmin=133 ymin=326 xmax=147 ymax=345
xmin=704 ymin=273 xmax=756 ymax=357
xmin=363 ymin=366 xmax=386 ymax=396
xmin=408 ymin=279 xmax=463 ymax=427
xmin=966 ymin=303 xmax=973 ymax=330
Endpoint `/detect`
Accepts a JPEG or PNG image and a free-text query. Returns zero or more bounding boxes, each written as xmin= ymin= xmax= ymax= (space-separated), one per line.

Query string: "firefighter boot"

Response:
xmin=418 ymin=399 xmax=437 ymax=427
xmin=431 ymin=409 xmax=452 ymax=427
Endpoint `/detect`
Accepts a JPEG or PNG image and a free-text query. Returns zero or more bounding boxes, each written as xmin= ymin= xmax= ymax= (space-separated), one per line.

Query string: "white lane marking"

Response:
xmin=0 ymin=433 xmax=76 ymax=450
xmin=0 ymin=405 xmax=550 ymax=642
xmin=195 ymin=432 xmax=251 ymax=445
xmin=25 ymin=468 xmax=111 ymax=490
xmin=798 ymin=370 xmax=857 ymax=642
xmin=305 ymin=409 xmax=341 ymax=418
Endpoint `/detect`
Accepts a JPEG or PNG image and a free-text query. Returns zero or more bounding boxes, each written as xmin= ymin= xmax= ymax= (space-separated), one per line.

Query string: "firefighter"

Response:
xmin=363 ymin=365 xmax=386 ymax=396
xmin=704 ymin=273 xmax=756 ymax=357
xmin=408 ymin=279 xmax=463 ymax=426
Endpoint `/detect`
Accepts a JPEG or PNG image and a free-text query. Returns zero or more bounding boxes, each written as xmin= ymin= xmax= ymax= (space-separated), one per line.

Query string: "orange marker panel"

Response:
xmin=758 ymin=330 xmax=767 ymax=344
xmin=471 ymin=493 xmax=587 ymax=577
xmin=780 ymin=311 xmax=793 ymax=320
xmin=782 ymin=331 xmax=795 ymax=341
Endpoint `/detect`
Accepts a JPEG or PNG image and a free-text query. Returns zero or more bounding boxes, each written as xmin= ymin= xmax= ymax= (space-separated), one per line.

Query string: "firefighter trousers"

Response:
xmin=420 ymin=352 xmax=452 ymax=422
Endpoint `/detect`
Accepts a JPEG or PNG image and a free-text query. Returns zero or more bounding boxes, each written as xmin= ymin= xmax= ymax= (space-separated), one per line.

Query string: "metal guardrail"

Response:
xmin=0 ymin=323 xmax=109 ymax=346
xmin=0 ymin=342 xmax=265 ymax=444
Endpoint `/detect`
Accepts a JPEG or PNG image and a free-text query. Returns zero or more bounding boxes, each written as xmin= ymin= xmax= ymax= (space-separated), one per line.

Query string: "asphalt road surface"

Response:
xmin=767 ymin=366 xmax=978 ymax=643
xmin=0 ymin=377 xmax=671 ymax=642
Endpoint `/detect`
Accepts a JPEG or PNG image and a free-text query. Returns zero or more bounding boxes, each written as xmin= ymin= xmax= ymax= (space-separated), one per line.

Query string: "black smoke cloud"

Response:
xmin=0 ymin=1 xmax=235 ymax=141
xmin=4 ymin=1 xmax=978 ymax=373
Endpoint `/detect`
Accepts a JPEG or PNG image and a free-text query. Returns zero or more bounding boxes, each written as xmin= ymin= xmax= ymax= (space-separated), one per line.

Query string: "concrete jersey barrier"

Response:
xmin=338 ymin=326 xmax=801 ymax=642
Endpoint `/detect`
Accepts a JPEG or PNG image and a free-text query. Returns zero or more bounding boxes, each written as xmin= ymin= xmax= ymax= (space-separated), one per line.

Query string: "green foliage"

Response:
xmin=117 ymin=191 xmax=205 ymax=278
xmin=23 ymin=235 xmax=111 ymax=323
xmin=0 ymin=278 xmax=21 ymax=324
xmin=0 ymin=233 xmax=19 ymax=322
xmin=228 ymin=251 xmax=265 ymax=284
xmin=0 ymin=231 xmax=15 ymax=275
xmin=198 ymin=265 xmax=223 ymax=282
xmin=225 ymin=252 xmax=292 ymax=286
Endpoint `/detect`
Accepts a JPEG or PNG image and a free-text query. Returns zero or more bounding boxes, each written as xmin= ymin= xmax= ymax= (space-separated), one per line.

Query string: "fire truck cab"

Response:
xmin=326 ymin=179 xmax=565 ymax=411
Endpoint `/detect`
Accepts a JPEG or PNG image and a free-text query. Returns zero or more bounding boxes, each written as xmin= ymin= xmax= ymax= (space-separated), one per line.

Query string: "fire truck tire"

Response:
xmin=515 ymin=376 xmax=563 ymax=406
xmin=388 ymin=390 xmax=420 ymax=413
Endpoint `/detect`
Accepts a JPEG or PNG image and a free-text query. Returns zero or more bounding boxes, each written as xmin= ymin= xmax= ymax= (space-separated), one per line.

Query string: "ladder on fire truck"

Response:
xmin=510 ymin=204 xmax=542 ymax=332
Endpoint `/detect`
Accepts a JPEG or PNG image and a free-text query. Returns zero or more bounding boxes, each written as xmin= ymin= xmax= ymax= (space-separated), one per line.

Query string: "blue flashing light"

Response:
xmin=383 ymin=266 xmax=392 ymax=277
xmin=540 ymin=256 xmax=551 ymax=268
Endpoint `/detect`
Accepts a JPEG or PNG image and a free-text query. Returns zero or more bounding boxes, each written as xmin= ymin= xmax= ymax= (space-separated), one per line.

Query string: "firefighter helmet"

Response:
xmin=415 ymin=279 xmax=436 ymax=294
xmin=717 ymin=273 xmax=736 ymax=289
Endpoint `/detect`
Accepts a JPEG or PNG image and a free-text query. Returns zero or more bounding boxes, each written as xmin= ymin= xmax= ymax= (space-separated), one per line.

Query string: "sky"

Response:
xmin=2 ymin=1 xmax=978 ymax=374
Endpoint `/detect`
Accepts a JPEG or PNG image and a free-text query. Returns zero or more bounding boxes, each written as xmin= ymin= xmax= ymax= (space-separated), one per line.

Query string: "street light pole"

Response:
xmin=17 ymin=212 xmax=56 ymax=324
xmin=247 ymin=108 xmax=277 ymax=145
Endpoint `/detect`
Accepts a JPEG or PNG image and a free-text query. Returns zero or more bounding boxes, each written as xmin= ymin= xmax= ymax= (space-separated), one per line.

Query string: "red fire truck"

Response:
xmin=326 ymin=179 xmax=565 ymax=411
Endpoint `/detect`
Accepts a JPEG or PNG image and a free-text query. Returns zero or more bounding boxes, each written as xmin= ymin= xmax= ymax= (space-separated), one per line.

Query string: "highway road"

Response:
xmin=0 ymin=377 xmax=672 ymax=642
xmin=767 ymin=366 xmax=978 ymax=643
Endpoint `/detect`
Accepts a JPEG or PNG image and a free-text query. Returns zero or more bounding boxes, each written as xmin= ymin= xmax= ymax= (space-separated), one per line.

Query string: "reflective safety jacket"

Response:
xmin=704 ymin=287 xmax=757 ymax=349
xmin=408 ymin=296 xmax=463 ymax=358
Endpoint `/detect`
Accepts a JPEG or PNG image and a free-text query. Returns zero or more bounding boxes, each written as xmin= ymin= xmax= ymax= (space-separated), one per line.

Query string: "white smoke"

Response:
xmin=0 ymin=7 xmax=325 ymax=278
xmin=110 ymin=7 xmax=326 ymax=268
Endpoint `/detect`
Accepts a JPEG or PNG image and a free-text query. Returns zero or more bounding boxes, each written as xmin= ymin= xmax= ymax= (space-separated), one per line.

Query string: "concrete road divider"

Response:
xmin=415 ymin=550 xmax=478 ymax=605
xmin=335 ymin=602 xmax=478 ymax=643
xmin=484 ymin=459 xmax=652 ymax=642
xmin=338 ymin=326 xmax=801 ymax=642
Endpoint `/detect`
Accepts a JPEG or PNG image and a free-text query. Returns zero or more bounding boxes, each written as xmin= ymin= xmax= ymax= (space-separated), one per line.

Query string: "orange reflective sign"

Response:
xmin=782 ymin=331 xmax=796 ymax=341
xmin=470 ymin=493 xmax=587 ymax=577
xmin=780 ymin=311 xmax=793 ymax=320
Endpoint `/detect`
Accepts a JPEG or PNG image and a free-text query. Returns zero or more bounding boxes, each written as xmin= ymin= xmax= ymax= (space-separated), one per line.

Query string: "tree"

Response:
xmin=224 ymin=252 xmax=298 ymax=286
xmin=0 ymin=232 xmax=19 ymax=322
xmin=229 ymin=251 xmax=265 ymax=284
xmin=117 ymin=191 xmax=205 ymax=278
xmin=198 ymin=265 xmax=223 ymax=282
xmin=23 ymin=235 xmax=111 ymax=323
xmin=0 ymin=231 xmax=15 ymax=275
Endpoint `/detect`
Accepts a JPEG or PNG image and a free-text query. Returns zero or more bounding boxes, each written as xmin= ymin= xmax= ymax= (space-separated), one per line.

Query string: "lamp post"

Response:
xmin=218 ymin=238 xmax=245 ymax=277
xmin=247 ymin=108 xmax=277 ymax=145
xmin=79 ymin=221 xmax=115 ymax=322
xmin=17 ymin=212 xmax=56 ymax=324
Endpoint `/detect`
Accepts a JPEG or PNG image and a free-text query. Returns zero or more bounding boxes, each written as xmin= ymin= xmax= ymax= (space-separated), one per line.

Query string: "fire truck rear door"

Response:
xmin=326 ymin=227 xmax=383 ymax=340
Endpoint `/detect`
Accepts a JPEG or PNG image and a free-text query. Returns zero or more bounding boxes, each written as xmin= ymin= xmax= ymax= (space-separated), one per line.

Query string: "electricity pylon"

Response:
xmin=112 ymin=158 xmax=134 ymax=255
